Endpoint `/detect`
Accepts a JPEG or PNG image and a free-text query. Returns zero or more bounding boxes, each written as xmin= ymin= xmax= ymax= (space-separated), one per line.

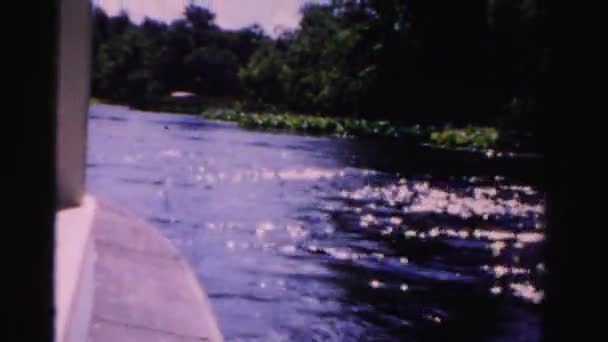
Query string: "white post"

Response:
xmin=54 ymin=0 xmax=96 ymax=339
xmin=56 ymin=0 xmax=92 ymax=208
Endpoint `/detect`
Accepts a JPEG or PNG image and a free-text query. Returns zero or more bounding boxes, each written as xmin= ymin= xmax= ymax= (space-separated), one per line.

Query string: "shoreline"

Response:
xmin=89 ymin=102 xmax=543 ymax=182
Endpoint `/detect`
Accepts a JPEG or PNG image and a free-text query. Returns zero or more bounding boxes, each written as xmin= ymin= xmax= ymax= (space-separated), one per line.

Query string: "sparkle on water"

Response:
xmin=509 ymin=283 xmax=544 ymax=304
xmin=370 ymin=279 xmax=384 ymax=288
xmin=490 ymin=286 xmax=503 ymax=295
xmin=87 ymin=105 xmax=545 ymax=341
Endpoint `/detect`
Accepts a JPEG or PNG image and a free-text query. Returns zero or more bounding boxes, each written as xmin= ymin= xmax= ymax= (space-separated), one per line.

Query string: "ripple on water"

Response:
xmin=330 ymin=176 xmax=544 ymax=305
xmin=87 ymin=106 xmax=544 ymax=341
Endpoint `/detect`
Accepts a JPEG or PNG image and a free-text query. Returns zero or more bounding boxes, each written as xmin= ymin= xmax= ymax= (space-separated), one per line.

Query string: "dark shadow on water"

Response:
xmin=293 ymin=175 xmax=544 ymax=341
xmin=338 ymin=139 xmax=545 ymax=188
xmin=89 ymin=114 xmax=128 ymax=122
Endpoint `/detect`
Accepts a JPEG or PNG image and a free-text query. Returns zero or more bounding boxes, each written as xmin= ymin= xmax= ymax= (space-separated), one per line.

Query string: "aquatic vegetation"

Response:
xmin=201 ymin=107 xmax=247 ymax=122
xmin=201 ymin=108 xmax=513 ymax=151
xmin=201 ymin=108 xmax=426 ymax=140
xmin=429 ymin=126 xmax=499 ymax=150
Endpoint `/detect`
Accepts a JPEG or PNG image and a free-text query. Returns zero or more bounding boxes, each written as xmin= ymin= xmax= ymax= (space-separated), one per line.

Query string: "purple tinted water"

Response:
xmin=87 ymin=104 xmax=543 ymax=341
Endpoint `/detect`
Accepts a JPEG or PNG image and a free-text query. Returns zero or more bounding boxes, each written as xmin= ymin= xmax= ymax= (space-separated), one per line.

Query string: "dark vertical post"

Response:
xmin=541 ymin=0 xmax=601 ymax=340
xmin=6 ymin=0 xmax=59 ymax=341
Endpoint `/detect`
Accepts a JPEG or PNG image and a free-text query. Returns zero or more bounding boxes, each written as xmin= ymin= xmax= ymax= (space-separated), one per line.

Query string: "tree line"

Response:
xmin=92 ymin=0 xmax=543 ymax=131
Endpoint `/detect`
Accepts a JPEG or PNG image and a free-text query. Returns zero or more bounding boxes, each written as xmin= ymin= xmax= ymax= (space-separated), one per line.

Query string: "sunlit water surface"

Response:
xmin=87 ymin=104 xmax=544 ymax=341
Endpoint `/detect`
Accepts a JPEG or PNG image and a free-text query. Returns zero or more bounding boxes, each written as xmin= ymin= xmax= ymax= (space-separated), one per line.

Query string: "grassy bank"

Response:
xmin=201 ymin=108 xmax=502 ymax=150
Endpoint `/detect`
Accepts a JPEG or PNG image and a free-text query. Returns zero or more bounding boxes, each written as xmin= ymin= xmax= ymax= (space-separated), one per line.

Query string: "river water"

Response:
xmin=87 ymin=104 xmax=544 ymax=341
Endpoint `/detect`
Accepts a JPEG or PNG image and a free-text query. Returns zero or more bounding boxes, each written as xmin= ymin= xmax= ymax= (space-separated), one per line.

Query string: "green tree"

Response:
xmin=239 ymin=42 xmax=287 ymax=106
xmin=185 ymin=47 xmax=241 ymax=96
xmin=90 ymin=1 xmax=544 ymax=143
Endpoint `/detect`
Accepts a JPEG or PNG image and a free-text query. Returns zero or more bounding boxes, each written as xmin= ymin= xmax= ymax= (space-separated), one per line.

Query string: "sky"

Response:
xmin=96 ymin=0 xmax=305 ymax=35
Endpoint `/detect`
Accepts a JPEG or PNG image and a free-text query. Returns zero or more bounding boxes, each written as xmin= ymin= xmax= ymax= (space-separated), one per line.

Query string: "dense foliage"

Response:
xmin=92 ymin=1 xmax=543 ymax=138
xmin=92 ymin=5 xmax=266 ymax=107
